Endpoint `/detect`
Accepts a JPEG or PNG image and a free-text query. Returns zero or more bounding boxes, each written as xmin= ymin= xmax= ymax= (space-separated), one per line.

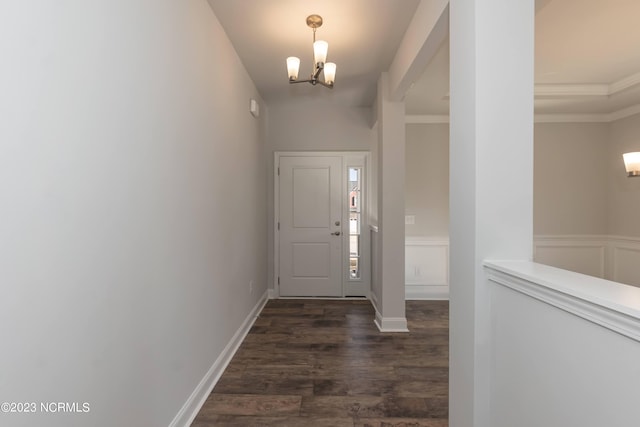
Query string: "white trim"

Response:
xmin=534 ymin=234 xmax=609 ymax=241
xmin=406 ymin=285 xmax=449 ymax=300
xmin=405 ymin=237 xmax=450 ymax=300
xmin=407 ymin=104 xmax=640 ymax=124
xmin=609 ymin=71 xmax=640 ymax=95
xmin=370 ymin=289 xmax=380 ymax=311
xmin=535 ymin=72 xmax=640 ymax=98
xmin=535 ymin=84 xmax=609 ymax=97
xmin=533 ymin=234 xmax=640 ymax=285
xmin=485 ymin=261 xmax=640 ymax=343
xmin=534 ymin=104 xmax=640 ymax=123
xmin=609 ymin=236 xmax=640 ymax=284
xmin=169 ymin=292 xmax=269 ymax=427
xmin=274 ymin=151 xmax=371 ymax=298
xmin=609 ymin=235 xmax=640 ymax=244
xmin=273 ymin=152 xmax=280 ymax=298
xmin=344 ymin=155 xmax=370 ymax=298
xmin=374 ymin=310 xmax=409 ymax=333
xmin=533 ymin=234 xmax=607 ymax=278
xmin=533 ymin=114 xmax=610 ymax=123
xmin=607 ymin=104 xmax=640 ymax=122
xmin=370 ymin=292 xmax=408 ymax=333
xmin=612 ymin=246 xmax=640 ymax=283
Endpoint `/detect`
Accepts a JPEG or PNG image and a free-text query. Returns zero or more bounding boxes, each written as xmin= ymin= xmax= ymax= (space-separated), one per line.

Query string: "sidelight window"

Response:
xmin=348 ymin=167 xmax=361 ymax=279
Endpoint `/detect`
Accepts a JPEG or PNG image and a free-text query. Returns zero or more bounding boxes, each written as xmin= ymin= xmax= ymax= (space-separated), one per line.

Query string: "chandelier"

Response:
xmin=286 ymin=15 xmax=336 ymax=89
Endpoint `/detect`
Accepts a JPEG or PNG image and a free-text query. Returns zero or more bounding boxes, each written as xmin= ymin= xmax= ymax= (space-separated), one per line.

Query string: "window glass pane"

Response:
xmin=350 ymin=235 xmax=359 ymax=257
xmin=350 ymin=258 xmax=359 ymax=279
xmin=348 ymin=167 xmax=361 ymax=280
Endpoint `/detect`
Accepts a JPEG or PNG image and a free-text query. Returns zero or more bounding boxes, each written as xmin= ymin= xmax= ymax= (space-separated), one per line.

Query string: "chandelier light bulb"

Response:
xmin=286 ymin=57 xmax=300 ymax=81
xmin=313 ymin=40 xmax=328 ymax=65
xmin=324 ymin=62 xmax=336 ymax=85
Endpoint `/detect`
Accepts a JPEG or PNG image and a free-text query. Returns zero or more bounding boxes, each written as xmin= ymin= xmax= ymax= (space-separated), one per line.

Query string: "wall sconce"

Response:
xmin=623 ymin=152 xmax=640 ymax=177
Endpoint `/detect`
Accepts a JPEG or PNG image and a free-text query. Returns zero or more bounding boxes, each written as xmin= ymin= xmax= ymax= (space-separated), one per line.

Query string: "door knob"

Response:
xmin=331 ymin=231 xmax=341 ymax=236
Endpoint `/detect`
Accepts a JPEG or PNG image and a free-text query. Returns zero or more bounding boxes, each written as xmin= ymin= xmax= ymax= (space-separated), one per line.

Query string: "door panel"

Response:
xmin=292 ymin=243 xmax=330 ymax=277
xmin=293 ymin=168 xmax=330 ymax=228
xmin=279 ymin=156 xmax=343 ymax=296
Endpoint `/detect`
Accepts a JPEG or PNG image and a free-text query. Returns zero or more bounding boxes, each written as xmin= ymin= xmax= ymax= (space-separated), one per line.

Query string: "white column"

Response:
xmin=375 ymin=72 xmax=407 ymax=332
xmin=449 ymin=0 xmax=534 ymax=425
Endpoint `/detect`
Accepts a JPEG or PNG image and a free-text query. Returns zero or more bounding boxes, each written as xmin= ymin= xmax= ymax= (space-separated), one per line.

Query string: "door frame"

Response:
xmin=274 ymin=151 xmax=371 ymax=298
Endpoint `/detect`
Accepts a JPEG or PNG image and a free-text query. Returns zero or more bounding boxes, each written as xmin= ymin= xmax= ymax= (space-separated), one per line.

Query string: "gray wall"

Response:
xmin=534 ymin=122 xmax=609 ymax=235
xmin=0 ymin=2 xmax=267 ymax=426
xmin=405 ymin=123 xmax=449 ymax=237
xmin=405 ymin=118 xmax=640 ymax=239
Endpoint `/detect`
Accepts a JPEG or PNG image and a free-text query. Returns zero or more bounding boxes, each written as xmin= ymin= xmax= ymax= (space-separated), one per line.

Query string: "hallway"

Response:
xmin=192 ymin=300 xmax=449 ymax=426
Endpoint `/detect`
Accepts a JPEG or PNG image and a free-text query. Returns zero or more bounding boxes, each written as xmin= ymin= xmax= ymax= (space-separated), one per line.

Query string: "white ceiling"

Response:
xmin=208 ymin=0 xmax=640 ymax=118
xmin=406 ymin=0 xmax=640 ymax=117
xmin=207 ymin=0 xmax=420 ymax=107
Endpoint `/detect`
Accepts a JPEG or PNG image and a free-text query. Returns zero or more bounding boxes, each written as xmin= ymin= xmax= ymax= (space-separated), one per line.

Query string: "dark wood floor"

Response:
xmin=192 ymin=299 xmax=449 ymax=427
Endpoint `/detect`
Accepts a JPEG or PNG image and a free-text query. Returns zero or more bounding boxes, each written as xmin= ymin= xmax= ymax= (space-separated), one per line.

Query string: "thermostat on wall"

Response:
xmin=249 ymin=98 xmax=260 ymax=118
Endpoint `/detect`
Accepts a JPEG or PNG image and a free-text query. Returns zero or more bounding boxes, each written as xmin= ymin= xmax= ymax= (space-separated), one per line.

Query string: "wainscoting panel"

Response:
xmin=405 ymin=238 xmax=449 ymax=300
xmin=534 ymin=235 xmax=640 ymax=288
xmin=533 ymin=235 xmax=607 ymax=279
xmin=610 ymin=236 xmax=640 ymax=287
xmin=402 ymin=235 xmax=640 ymax=300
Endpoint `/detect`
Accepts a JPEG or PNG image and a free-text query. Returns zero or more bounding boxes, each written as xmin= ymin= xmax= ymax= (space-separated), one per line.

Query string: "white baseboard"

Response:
xmin=374 ymin=309 xmax=409 ymax=332
xmin=169 ymin=291 xmax=268 ymax=427
xmin=406 ymin=284 xmax=450 ymax=300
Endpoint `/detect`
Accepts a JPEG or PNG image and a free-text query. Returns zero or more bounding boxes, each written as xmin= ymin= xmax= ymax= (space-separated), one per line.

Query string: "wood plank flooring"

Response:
xmin=192 ymin=299 xmax=449 ymax=427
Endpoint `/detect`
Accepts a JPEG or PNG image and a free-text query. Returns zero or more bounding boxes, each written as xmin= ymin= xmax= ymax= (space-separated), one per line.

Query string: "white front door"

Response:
xmin=278 ymin=156 xmax=343 ymax=296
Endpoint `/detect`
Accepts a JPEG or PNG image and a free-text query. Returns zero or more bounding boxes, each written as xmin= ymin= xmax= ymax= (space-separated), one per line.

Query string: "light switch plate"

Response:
xmin=405 ymin=215 xmax=415 ymax=225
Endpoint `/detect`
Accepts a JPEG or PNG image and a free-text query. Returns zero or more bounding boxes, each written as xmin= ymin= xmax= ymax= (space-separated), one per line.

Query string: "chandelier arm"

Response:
xmin=316 ymin=80 xmax=334 ymax=89
xmin=312 ymin=63 xmax=323 ymax=80
xmin=289 ymin=79 xmax=313 ymax=85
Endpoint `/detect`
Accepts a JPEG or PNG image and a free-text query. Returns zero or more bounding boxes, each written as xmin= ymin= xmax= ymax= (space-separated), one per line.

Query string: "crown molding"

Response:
xmin=606 ymin=103 xmax=640 ymax=122
xmin=536 ymin=71 xmax=640 ymax=98
xmin=535 ymin=103 xmax=640 ymax=123
xmin=406 ymin=103 xmax=640 ymax=124
xmin=534 ymin=114 xmax=609 ymax=123
xmin=535 ymin=84 xmax=609 ymax=97
xmin=609 ymin=71 xmax=640 ymax=95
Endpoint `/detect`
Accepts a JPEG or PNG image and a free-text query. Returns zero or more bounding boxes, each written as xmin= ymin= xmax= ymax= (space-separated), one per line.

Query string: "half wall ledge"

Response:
xmin=484 ymin=260 xmax=640 ymax=343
